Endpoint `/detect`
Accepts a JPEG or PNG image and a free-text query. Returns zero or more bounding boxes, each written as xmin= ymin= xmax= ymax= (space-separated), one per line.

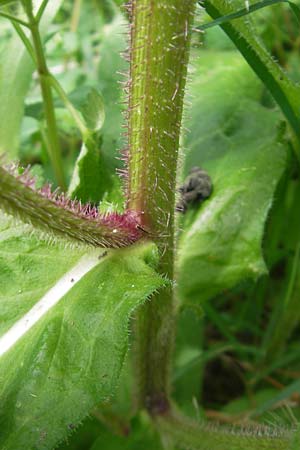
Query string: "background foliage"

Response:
xmin=1 ymin=0 xmax=300 ymax=448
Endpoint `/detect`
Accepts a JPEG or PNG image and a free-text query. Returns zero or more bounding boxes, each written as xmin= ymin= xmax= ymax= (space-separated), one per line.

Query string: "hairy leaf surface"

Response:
xmin=204 ymin=0 xmax=300 ymax=142
xmin=0 ymin=214 xmax=164 ymax=449
xmin=79 ymin=88 xmax=105 ymax=133
xmin=178 ymin=52 xmax=287 ymax=303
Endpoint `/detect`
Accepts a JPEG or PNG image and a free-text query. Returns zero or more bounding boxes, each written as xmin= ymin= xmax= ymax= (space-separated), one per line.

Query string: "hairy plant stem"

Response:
xmin=127 ymin=0 xmax=195 ymax=413
xmin=24 ymin=5 xmax=66 ymax=189
xmin=156 ymin=410 xmax=294 ymax=450
xmin=0 ymin=166 xmax=143 ymax=247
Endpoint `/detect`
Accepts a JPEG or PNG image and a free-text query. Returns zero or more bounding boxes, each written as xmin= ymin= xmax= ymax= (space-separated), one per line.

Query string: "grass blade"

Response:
xmin=198 ymin=0 xmax=300 ymax=31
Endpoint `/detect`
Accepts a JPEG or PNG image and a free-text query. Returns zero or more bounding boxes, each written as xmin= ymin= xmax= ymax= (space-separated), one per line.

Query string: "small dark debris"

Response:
xmin=176 ymin=166 xmax=212 ymax=213
xmin=70 ymin=278 xmax=75 ymax=283
xmin=98 ymin=251 xmax=108 ymax=260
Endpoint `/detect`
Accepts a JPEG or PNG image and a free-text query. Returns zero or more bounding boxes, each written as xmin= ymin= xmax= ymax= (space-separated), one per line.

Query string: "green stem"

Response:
xmin=0 ymin=11 xmax=30 ymax=27
xmin=70 ymin=0 xmax=82 ymax=33
xmin=0 ymin=166 xmax=143 ymax=248
xmin=36 ymin=0 xmax=50 ymax=23
xmin=157 ymin=410 xmax=293 ymax=450
xmin=12 ymin=22 xmax=36 ymax=63
xmin=128 ymin=0 xmax=195 ymax=413
xmin=11 ymin=19 xmax=87 ymax=142
xmin=24 ymin=6 xmax=66 ymax=189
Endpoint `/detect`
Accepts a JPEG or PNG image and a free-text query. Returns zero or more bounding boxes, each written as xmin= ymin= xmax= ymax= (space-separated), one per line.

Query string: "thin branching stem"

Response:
xmin=12 ymin=22 xmax=36 ymax=63
xmin=70 ymin=0 xmax=82 ymax=33
xmin=0 ymin=11 xmax=30 ymax=27
xmin=22 ymin=4 xmax=66 ymax=189
xmin=36 ymin=0 xmax=50 ymax=23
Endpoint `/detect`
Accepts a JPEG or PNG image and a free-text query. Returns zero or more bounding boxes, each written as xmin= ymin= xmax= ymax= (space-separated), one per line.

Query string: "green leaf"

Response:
xmin=90 ymin=414 xmax=163 ymax=450
xmin=0 ymin=214 xmax=164 ymax=450
xmin=24 ymin=86 xmax=92 ymax=122
xmin=203 ymin=0 xmax=300 ymax=149
xmin=178 ymin=51 xmax=287 ymax=304
xmin=56 ymin=417 xmax=104 ymax=450
xmin=68 ymin=136 xmax=114 ymax=204
xmin=289 ymin=0 xmax=300 ymax=21
xmin=67 ymin=88 xmax=113 ymax=204
xmin=95 ymin=0 xmax=119 ymax=23
xmin=80 ymin=88 xmax=105 ymax=133
xmin=97 ymin=13 xmax=128 ymax=163
xmin=250 ymin=378 xmax=300 ymax=418
xmin=0 ymin=0 xmax=63 ymax=157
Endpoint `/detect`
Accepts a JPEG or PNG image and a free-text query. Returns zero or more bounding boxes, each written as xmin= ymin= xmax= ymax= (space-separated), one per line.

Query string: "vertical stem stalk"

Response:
xmin=70 ymin=0 xmax=82 ymax=33
xmin=127 ymin=0 xmax=195 ymax=413
xmin=25 ymin=7 xmax=66 ymax=189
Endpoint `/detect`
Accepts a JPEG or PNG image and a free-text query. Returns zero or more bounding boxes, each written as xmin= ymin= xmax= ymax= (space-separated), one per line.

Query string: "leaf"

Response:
xmin=0 ymin=214 xmax=164 ymax=450
xmin=0 ymin=0 xmax=63 ymax=157
xmin=250 ymin=378 xmax=300 ymax=418
xmin=94 ymin=0 xmax=119 ymax=23
xmin=68 ymin=136 xmax=114 ymax=204
xmin=79 ymin=88 xmax=105 ymax=133
xmin=203 ymin=0 xmax=300 ymax=148
xmin=67 ymin=89 xmax=114 ymax=205
xmin=90 ymin=415 xmax=163 ymax=450
xmin=65 ymin=15 xmax=129 ymax=203
xmin=97 ymin=13 xmax=128 ymax=163
xmin=56 ymin=417 xmax=104 ymax=450
xmin=24 ymin=86 xmax=92 ymax=121
xmin=289 ymin=0 xmax=300 ymax=21
xmin=178 ymin=51 xmax=287 ymax=304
